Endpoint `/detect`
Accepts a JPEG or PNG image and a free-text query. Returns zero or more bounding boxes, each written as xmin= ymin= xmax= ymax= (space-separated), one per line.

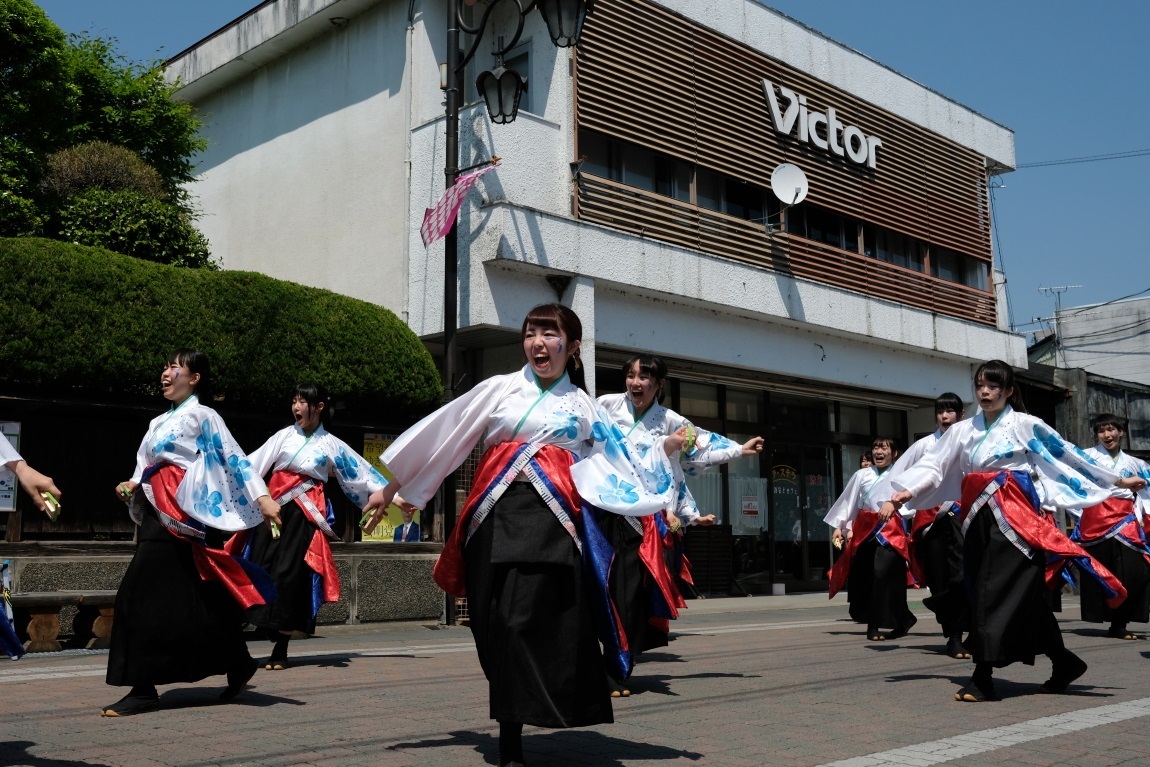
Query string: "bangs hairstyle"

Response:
xmin=167 ymin=348 xmax=212 ymax=400
xmin=872 ymin=436 xmax=900 ymax=453
xmin=935 ymin=391 xmax=964 ymax=413
xmin=1091 ymin=412 xmax=1126 ymax=435
xmin=973 ymin=359 xmax=1027 ymax=413
xmin=623 ymin=354 xmax=668 ymax=402
xmin=521 ymin=303 xmax=586 ymax=392
xmin=293 ymin=383 xmax=334 ymax=425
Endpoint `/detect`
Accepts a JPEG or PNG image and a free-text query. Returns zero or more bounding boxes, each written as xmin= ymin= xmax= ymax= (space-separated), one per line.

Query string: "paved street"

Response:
xmin=4 ymin=592 xmax=1149 ymax=767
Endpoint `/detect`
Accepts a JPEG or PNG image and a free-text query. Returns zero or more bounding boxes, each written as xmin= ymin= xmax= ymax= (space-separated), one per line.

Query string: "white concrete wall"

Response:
xmin=173 ymin=0 xmax=412 ymax=314
xmin=1060 ymin=297 xmax=1150 ymax=386
xmin=656 ymin=0 xmax=1015 ymax=169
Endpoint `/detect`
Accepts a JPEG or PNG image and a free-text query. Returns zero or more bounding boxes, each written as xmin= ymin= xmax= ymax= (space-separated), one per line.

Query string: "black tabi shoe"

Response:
xmin=220 ymin=656 xmax=259 ymax=701
xmin=101 ymin=686 xmax=159 ymax=717
xmin=1040 ymin=652 xmax=1087 ymax=694
xmin=885 ymin=613 xmax=917 ymax=640
xmin=946 ymin=636 xmax=971 ymax=659
xmin=955 ymin=668 xmax=998 ymax=702
xmin=1107 ymin=624 xmax=1138 ymax=641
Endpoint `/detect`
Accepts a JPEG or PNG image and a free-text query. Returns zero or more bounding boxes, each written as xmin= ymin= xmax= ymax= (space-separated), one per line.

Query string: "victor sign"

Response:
xmin=762 ymin=79 xmax=882 ymax=169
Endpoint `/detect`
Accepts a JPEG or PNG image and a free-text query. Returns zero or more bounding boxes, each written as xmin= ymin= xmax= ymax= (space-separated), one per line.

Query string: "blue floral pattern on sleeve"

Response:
xmin=597 ymin=474 xmax=639 ymax=505
xmin=197 ymin=420 xmax=226 ymax=469
xmin=194 ymin=485 xmax=224 ymax=518
xmin=228 ymin=454 xmax=252 ymax=485
xmin=333 ymin=447 xmax=359 ymax=481
xmin=1056 ymin=474 xmax=1089 ymax=499
xmin=643 ymin=463 xmax=672 ymax=494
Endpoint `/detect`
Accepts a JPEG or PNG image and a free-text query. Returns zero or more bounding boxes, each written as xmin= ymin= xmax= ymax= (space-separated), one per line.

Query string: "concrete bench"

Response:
xmin=9 ymin=590 xmax=118 ymax=652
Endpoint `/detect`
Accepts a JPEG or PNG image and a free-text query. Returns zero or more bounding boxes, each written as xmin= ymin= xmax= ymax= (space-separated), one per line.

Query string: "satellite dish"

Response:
xmin=770 ymin=163 xmax=809 ymax=206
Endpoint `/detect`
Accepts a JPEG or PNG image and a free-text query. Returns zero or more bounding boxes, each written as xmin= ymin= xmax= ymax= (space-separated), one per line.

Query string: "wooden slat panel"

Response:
xmin=574 ymin=0 xmax=995 ymax=266
xmin=576 ymin=174 xmax=997 ymax=327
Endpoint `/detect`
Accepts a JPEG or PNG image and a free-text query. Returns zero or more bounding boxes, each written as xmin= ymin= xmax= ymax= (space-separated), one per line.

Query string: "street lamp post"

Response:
xmin=438 ymin=0 xmax=592 ymax=625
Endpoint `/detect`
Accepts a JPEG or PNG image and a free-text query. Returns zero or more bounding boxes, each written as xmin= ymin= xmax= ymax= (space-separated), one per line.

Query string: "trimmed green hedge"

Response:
xmin=0 ymin=237 xmax=442 ymax=416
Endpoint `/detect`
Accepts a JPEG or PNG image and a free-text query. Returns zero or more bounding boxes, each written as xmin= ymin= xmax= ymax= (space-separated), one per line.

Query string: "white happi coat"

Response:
xmin=824 ymin=465 xmax=912 ymax=533
xmin=128 ymin=394 xmax=268 ymax=530
xmin=1070 ymin=445 xmax=1150 ymax=523
xmin=892 ymin=406 xmax=1121 ymax=514
xmin=248 ymin=424 xmax=387 ymax=509
xmin=597 ymin=392 xmax=743 ymax=524
xmin=0 ymin=438 xmax=20 ymax=464
xmin=383 ymin=365 xmax=676 ymax=515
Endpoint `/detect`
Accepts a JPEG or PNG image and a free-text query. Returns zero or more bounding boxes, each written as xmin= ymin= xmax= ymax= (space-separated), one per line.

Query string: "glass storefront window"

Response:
xmin=839 ymin=404 xmax=870 ymax=436
xmin=876 ymin=408 xmax=902 ymax=441
xmin=726 ymin=388 xmax=760 ymax=422
xmin=727 ymin=431 xmax=765 ymax=537
xmin=679 ymin=381 xmax=719 ymax=419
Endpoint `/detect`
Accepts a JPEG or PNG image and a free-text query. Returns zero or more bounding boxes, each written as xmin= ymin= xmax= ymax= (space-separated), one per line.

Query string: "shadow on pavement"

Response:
xmin=126 ymin=687 xmax=308 ymax=714
xmin=624 ymin=671 xmax=760 ymax=697
xmin=885 ymin=673 xmax=1118 ymax=700
xmin=388 ymin=729 xmax=704 ymax=766
xmin=0 ymin=741 xmax=111 ymax=767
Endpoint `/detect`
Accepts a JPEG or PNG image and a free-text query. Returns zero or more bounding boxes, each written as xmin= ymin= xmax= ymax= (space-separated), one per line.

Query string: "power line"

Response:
xmin=1017 ymin=148 xmax=1150 ymax=169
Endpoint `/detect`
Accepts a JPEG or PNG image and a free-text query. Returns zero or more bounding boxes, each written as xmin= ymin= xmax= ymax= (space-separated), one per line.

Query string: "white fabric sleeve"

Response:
xmin=381 ymin=375 xmax=508 ymax=509
xmin=824 ymin=471 xmax=864 ymax=532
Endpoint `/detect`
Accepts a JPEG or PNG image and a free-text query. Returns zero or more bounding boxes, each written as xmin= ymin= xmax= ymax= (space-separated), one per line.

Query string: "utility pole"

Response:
xmin=1038 ymin=285 xmax=1082 ymax=368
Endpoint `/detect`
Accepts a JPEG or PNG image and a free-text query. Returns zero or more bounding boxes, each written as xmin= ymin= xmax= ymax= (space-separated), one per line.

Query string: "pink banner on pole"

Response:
xmin=420 ymin=163 xmax=499 ymax=247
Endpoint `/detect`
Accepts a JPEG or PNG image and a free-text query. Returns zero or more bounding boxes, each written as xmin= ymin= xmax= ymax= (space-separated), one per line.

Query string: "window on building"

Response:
xmin=724 ymin=179 xmax=764 ymax=222
xmin=657 ymin=157 xmax=692 ymax=203
xmin=679 ymin=381 xmax=719 ymax=419
xmin=503 ymin=45 xmax=531 ymax=114
xmin=931 ymin=246 xmax=989 ymax=291
xmin=726 ymin=388 xmax=761 ymax=422
xmin=580 ymin=130 xmax=613 ymax=179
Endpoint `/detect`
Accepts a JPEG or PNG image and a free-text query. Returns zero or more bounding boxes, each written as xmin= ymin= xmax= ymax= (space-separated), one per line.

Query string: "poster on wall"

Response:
xmin=0 ymin=423 xmax=20 ymax=512
xmin=360 ymin=433 xmax=420 ymax=542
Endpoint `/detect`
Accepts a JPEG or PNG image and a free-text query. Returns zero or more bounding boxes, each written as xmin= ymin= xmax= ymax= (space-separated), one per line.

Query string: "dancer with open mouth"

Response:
xmin=103 ymin=349 xmax=280 ymax=717
xmin=882 ymin=360 xmax=1145 ymax=702
xmin=361 ymin=304 xmax=682 ymax=767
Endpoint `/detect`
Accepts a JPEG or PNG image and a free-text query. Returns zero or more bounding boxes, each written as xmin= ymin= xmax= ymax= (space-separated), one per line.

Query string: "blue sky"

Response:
xmin=37 ymin=0 xmax=1150 ymax=339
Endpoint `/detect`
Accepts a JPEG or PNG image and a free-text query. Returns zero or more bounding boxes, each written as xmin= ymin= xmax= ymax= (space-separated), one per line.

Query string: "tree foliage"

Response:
xmin=0 ymin=238 xmax=444 ymax=417
xmin=43 ymin=141 xmax=168 ymax=200
xmin=56 ymin=189 xmax=214 ymax=269
xmin=0 ymin=0 xmax=208 ymax=264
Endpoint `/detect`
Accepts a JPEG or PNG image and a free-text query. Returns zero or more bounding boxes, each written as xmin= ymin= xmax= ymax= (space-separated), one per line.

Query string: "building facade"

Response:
xmin=167 ymin=0 xmax=1025 ymax=592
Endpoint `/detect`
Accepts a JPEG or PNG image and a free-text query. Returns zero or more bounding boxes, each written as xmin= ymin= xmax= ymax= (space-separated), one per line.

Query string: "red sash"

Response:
xmin=640 ymin=514 xmax=685 ymax=619
xmin=827 ymin=509 xmax=920 ymax=598
xmin=1073 ymin=497 xmax=1150 ymax=566
xmin=961 ymin=472 xmax=1127 ymax=608
xmin=433 ymin=442 xmax=581 ymax=596
xmin=145 ymin=464 xmax=273 ymax=610
xmin=226 ymin=471 xmax=341 ymax=604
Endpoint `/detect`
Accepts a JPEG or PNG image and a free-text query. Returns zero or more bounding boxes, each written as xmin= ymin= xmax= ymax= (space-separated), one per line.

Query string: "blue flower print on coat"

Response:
xmin=369 ymin=467 xmax=388 ymax=486
xmin=228 ymin=454 xmax=253 ymax=485
xmin=313 ymin=454 xmax=329 ymax=469
xmin=597 ymin=474 xmax=640 ymax=506
xmin=590 ymin=420 xmax=623 ymax=461
xmin=1056 ymin=474 xmax=1089 ymax=499
xmin=706 ymin=433 xmax=734 ymax=452
xmin=333 ymin=447 xmax=359 ymax=481
xmin=196 ymin=420 xmax=226 ymax=469
xmin=1031 ymin=424 xmax=1066 ymax=459
xmin=194 ymin=484 xmax=224 ymax=518
xmin=987 ymin=440 xmax=1016 ymax=462
xmin=643 ymin=463 xmax=673 ymax=494
xmin=153 ymin=432 xmax=177 ymax=455
xmin=547 ymin=413 xmax=580 ymax=440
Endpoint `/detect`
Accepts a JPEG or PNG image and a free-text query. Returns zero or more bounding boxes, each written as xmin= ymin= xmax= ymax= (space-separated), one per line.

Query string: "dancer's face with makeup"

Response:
xmin=160 ymin=361 xmax=198 ymax=404
xmin=523 ymin=322 xmax=577 ymax=387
